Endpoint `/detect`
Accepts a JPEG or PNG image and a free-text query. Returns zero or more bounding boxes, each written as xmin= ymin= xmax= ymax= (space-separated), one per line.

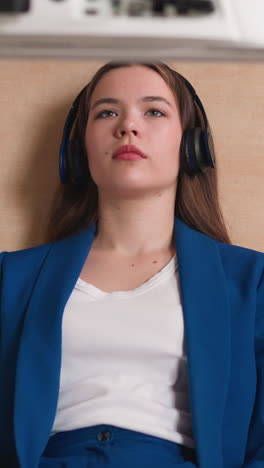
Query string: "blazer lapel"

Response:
xmin=174 ymin=217 xmax=231 ymax=468
xmin=13 ymin=225 xmax=97 ymax=467
xmin=13 ymin=217 xmax=231 ymax=468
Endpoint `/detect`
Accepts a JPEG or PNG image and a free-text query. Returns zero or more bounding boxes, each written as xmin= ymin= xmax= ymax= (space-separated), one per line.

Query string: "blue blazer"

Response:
xmin=0 ymin=216 xmax=263 ymax=468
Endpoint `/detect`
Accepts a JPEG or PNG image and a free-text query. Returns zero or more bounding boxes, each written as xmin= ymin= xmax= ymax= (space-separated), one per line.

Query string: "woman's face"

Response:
xmin=85 ymin=65 xmax=182 ymax=199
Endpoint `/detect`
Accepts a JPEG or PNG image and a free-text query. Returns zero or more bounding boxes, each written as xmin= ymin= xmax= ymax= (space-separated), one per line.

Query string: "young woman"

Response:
xmin=0 ymin=61 xmax=263 ymax=468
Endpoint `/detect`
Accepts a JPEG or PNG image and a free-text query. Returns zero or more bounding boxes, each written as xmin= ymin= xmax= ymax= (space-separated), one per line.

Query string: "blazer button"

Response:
xmin=97 ymin=430 xmax=112 ymax=441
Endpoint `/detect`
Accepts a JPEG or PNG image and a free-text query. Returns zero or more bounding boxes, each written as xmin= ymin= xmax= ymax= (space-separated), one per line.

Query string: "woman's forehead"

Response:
xmin=90 ymin=66 xmax=177 ymax=106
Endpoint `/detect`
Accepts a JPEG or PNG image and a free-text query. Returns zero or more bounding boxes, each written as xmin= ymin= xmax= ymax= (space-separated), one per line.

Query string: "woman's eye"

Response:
xmin=95 ymin=108 xmax=165 ymax=119
xmin=96 ymin=110 xmax=117 ymax=118
xmin=147 ymin=109 xmax=165 ymax=117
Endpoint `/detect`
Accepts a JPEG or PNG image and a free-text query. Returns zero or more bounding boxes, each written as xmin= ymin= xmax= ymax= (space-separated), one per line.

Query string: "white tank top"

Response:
xmin=51 ymin=253 xmax=195 ymax=450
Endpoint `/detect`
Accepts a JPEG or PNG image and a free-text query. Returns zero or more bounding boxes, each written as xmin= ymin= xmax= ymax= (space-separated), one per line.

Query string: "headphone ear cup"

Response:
xmin=194 ymin=127 xmax=214 ymax=173
xmin=201 ymin=127 xmax=216 ymax=169
xmin=193 ymin=127 xmax=205 ymax=172
xmin=182 ymin=128 xmax=200 ymax=175
xmin=182 ymin=127 xmax=213 ymax=175
xmin=66 ymin=139 xmax=89 ymax=185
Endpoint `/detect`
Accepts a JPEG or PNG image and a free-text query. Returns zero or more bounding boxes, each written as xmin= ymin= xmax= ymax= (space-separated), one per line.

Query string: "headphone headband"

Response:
xmin=175 ymin=72 xmax=209 ymax=129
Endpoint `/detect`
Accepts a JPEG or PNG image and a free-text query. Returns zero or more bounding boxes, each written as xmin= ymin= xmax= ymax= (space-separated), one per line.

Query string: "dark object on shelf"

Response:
xmin=177 ymin=0 xmax=214 ymax=14
xmin=0 ymin=0 xmax=30 ymax=12
xmin=152 ymin=0 xmax=215 ymax=16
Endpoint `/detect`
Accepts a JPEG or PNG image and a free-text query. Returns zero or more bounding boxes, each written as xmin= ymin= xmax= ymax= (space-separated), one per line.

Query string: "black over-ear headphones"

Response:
xmin=59 ymin=72 xmax=216 ymax=185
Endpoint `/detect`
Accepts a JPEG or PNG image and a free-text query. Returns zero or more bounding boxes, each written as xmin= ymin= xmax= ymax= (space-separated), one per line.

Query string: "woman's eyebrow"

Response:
xmin=91 ymin=96 xmax=172 ymax=110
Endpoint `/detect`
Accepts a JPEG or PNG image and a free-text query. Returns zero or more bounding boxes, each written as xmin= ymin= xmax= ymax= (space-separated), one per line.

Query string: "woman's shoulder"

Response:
xmin=1 ymin=240 xmax=53 ymax=264
xmin=215 ymin=238 xmax=264 ymax=261
xmin=0 ymin=237 xmax=60 ymax=276
xmin=214 ymin=238 xmax=264 ymax=290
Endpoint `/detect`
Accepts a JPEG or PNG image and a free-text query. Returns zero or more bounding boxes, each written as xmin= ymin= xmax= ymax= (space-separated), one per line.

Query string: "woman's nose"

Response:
xmin=114 ymin=117 xmax=139 ymax=138
xmin=119 ymin=129 xmax=138 ymax=137
xmin=113 ymin=113 xmax=138 ymax=136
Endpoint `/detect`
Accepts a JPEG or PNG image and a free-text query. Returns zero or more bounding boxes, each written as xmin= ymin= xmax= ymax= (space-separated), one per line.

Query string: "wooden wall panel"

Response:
xmin=0 ymin=59 xmax=263 ymax=252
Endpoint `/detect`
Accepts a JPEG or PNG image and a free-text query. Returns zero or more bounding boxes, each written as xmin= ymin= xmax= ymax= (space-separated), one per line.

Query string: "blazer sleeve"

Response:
xmin=0 ymin=252 xmax=6 ymax=338
xmin=0 ymin=251 xmax=5 ymax=275
xmin=0 ymin=252 xmax=5 ymax=277
xmin=243 ymin=265 xmax=264 ymax=467
xmin=0 ymin=252 xmax=6 ymax=344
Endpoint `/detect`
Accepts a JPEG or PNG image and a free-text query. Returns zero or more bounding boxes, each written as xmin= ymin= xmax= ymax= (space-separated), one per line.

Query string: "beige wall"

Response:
xmin=0 ymin=59 xmax=263 ymax=253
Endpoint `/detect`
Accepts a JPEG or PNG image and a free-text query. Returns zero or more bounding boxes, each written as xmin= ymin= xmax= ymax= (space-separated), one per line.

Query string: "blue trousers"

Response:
xmin=40 ymin=424 xmax=198 ymax=467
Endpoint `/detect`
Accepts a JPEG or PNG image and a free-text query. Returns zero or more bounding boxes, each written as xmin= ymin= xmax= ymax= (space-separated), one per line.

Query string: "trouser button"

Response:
xmin=97 ymin=430 xmax=112 ymax=441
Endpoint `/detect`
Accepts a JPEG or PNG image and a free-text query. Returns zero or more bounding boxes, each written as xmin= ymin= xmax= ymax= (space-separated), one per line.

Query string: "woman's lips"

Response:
xmin=113 ymin=152 xmax=144 ymax=160
xmin=113 ymin=144 xmax=146 ymax=159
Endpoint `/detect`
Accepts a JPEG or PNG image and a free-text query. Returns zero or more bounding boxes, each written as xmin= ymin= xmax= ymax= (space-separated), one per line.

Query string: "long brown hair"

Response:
xmin=45 ymin=61 xmax=232 ymax=245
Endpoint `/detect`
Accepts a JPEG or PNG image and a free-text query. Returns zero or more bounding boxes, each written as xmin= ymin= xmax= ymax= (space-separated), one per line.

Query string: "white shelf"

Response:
xmin=0 ymin=0 xmax=264 ymax=60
